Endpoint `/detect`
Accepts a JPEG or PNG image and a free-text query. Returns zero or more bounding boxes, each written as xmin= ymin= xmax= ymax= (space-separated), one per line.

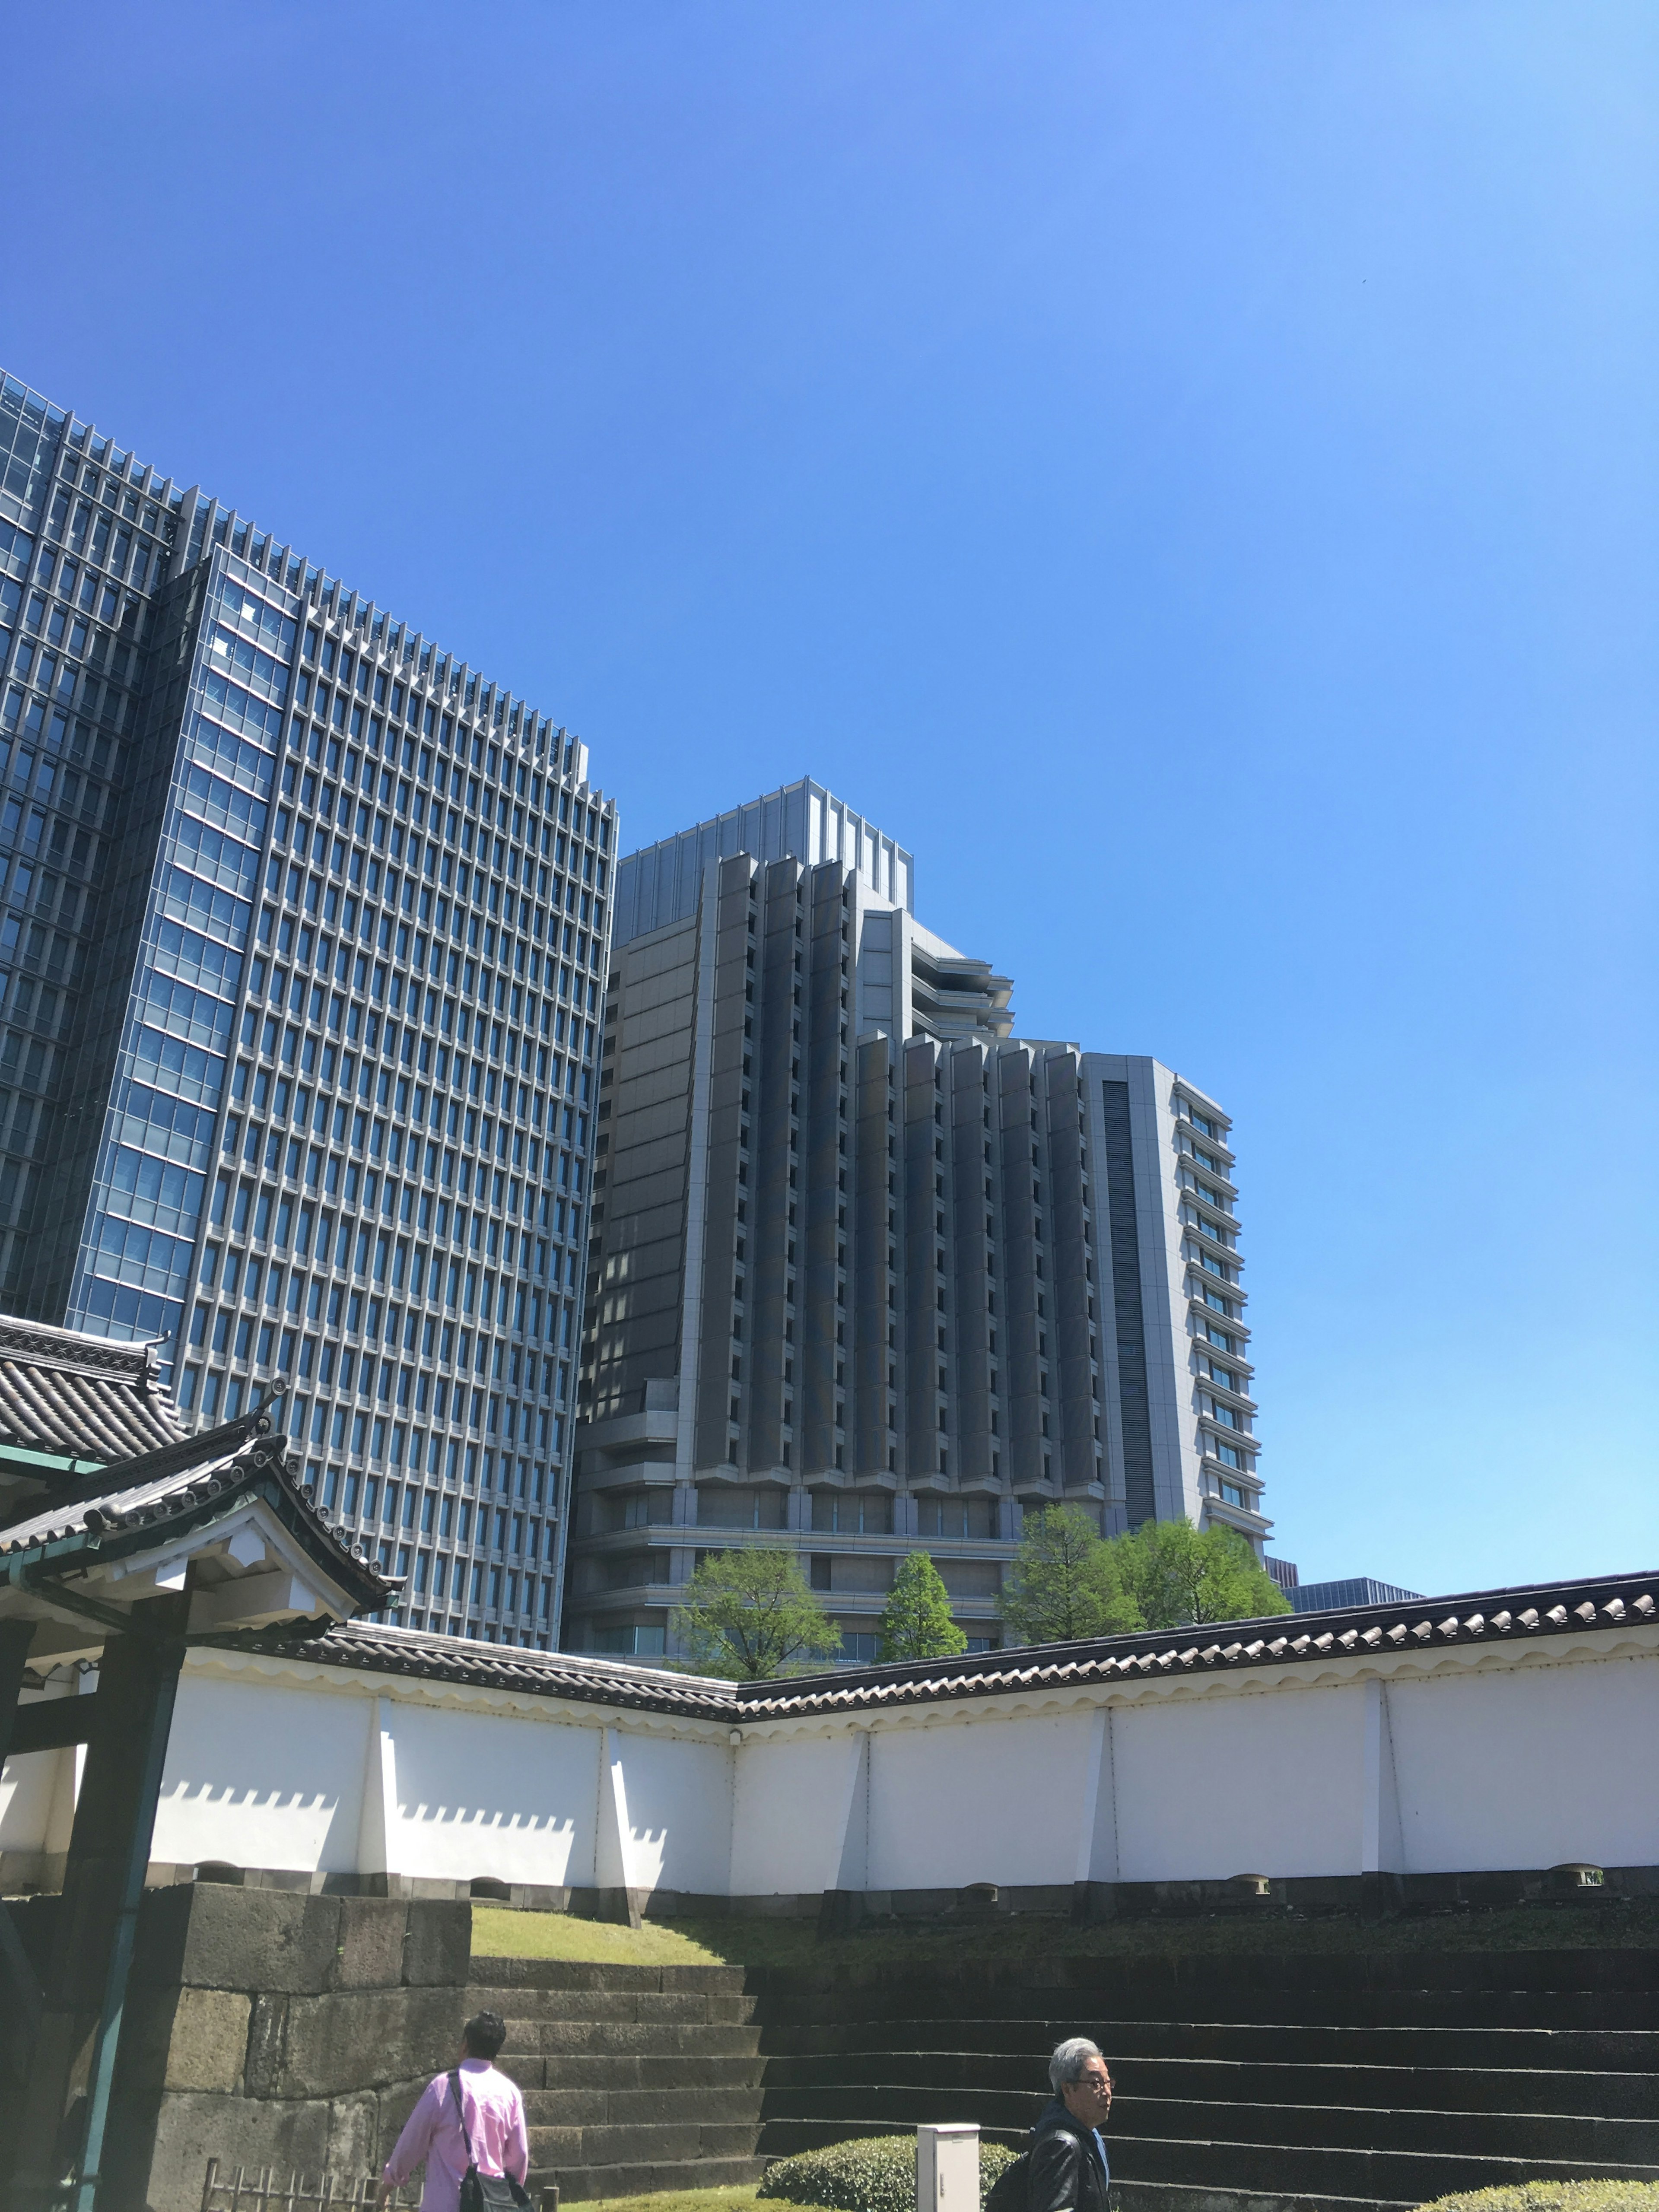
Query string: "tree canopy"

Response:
xmin=997 ymin=1506 xmax=1290 ymax=1646
xmin=877 ymin=1551 xmax=968 ymax=1662
xmin=996 ymin=1502 xmax=1141 ymax=1645
xmin=669 ymin=1548 xmax=840 ymax=1680
xmin=1116 ymin=1516 xmax=1290 ymax=1629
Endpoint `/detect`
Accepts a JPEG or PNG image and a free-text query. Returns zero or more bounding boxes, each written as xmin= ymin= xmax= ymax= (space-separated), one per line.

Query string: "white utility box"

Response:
xmin=917 ymin=2123 xmax=981 ymax=2212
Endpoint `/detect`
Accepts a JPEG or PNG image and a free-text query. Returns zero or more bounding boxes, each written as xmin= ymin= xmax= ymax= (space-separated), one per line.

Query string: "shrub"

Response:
xmin=760 ymin=2135 xmax=1020 ymax=2212
xmin=1418 ymin=2190 xmax=1659 ymax=2212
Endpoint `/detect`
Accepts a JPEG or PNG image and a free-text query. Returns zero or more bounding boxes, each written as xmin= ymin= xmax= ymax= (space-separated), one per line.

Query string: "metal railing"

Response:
xmin=200 ymin=2164 xmax=419 ymax=2212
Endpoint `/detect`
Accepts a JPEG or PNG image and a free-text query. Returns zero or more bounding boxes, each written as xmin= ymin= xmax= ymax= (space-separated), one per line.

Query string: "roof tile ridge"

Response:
xmin=0 ymin=1413 xmax=272 ymax=1531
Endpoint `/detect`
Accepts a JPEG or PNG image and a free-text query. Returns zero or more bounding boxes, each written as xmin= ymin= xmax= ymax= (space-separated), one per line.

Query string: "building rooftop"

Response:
xmin=614 ymin=778 xmax=915 ymax=945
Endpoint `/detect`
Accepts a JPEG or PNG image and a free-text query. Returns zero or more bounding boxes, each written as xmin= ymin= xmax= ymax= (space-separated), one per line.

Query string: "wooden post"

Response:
xmin=9 ymin=1595 xmax=188 ymax=2212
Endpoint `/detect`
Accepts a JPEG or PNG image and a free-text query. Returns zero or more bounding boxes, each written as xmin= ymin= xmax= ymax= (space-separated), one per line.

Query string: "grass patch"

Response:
xmin=471 ymin=1898 xmax=1659 ymax=1970
xmin=470 ymin=1908 xmax=728 ymax=1966
xmin=561 ymin=2195 xmax=839 ymax=2212
xmin=1420 ymin=2190 xmax=1659 ymax=2212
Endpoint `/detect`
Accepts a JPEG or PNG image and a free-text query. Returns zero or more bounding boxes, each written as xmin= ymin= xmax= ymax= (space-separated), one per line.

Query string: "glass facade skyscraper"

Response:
xmin=0 ymin=367 xmax=614 ymax=1647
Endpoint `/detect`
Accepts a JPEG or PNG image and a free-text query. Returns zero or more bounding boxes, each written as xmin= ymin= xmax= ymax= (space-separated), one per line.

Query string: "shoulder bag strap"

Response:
xmin=449 ymin=2069 xmax=477 ymax=2163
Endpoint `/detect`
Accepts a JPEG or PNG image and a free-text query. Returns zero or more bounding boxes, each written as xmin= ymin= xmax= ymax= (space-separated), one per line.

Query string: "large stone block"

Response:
xmin=327 ymin=2087 xmax=385 ymax=2176
xmin=122 ymin=2089 xmax=335 ymax=2212
xmin=166 ymin=1988 xmax=253 ymax=2093
xmin=263 ymin=1986 xmax=460 ymax=2101
xmin=179 ymin=1886 xmax=344 ymax=1995
xmin=333 ymin=1897 xmax=408 ymax=1991
xmin=403 ymin=1899 xmax=471 ymax=1988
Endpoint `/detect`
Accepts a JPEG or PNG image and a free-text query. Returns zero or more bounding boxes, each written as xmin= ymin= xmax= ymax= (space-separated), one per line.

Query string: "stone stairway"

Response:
xmin=469 ymin=1957 xmax=768 ymax=2202
xmin=753 ymin=1949 xmax=1659 ymax=2212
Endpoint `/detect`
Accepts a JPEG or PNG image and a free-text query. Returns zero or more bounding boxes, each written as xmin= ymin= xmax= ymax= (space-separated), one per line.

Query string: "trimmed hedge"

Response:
xmin=1419 ymin=2192 xmax=1659 ymax=2212
xmin=760 ymin=2136 xmax=1021 ymax=2212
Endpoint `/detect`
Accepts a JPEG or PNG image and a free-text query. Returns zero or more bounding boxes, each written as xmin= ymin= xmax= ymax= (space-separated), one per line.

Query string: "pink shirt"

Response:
xmin=383 ymin=2057 xmax=530 ymax=2212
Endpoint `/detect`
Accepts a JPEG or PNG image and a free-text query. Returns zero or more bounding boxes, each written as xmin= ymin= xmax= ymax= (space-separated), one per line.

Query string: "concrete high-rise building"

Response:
xmin=0 ymin=366 xmax=613 ymax=1648
xmin=569 ymin=781 xmax=1264 ymax=1660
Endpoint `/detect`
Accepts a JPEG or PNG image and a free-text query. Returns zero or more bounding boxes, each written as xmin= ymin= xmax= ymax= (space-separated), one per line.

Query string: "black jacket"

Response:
xmin=1026 ymin=2096 xmax=1111 ymax=2212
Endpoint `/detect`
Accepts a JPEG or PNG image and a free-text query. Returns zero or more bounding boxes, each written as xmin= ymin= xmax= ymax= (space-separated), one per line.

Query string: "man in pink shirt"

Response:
xmin=381 ymin=2008 xmax=530 ymax=2212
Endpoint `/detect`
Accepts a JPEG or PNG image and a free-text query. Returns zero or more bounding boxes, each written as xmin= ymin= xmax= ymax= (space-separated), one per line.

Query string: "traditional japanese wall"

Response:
xmin=3 ymin=1628 xmax=1656 ymax=1908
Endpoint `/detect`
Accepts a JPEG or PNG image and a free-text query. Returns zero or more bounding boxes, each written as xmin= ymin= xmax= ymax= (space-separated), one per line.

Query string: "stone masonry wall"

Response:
xmin=6 ymin=1885 xmax=473 ymax=2212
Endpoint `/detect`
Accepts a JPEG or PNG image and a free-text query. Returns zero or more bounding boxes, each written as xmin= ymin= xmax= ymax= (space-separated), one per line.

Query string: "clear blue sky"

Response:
xmin=4 ymin=3 xmax=1654 ymax=1597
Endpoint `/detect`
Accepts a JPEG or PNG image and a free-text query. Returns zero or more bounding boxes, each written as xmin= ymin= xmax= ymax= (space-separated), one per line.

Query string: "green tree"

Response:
xmin=1112 ymin=1517 xmax=1292 ymax=1630
xmin=877 ymin=1551 xmax=968 ymax=1662
xmin=670 ymin=1548 xmax=840 ymax=1680
xmin=997 ymin=1503 xmax=1144 ymax=1646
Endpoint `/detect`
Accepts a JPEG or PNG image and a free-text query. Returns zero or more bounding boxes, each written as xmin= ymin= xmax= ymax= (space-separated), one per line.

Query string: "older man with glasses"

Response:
xmin=1026 ymin=2038 xmax=1115 ymax=2212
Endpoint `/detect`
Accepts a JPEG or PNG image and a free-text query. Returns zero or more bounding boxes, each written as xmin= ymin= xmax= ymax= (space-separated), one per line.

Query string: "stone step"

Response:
xmin=501 ymin=2052 xmax=765 ymax=2092
xmin=753 ymin=1951 xmax=1659 ymax=2003
xmin=1122 ymin=2096 xmax=1659 ymax=2162
xmin=530 ymin=2154 xmax=767 ymax=2202
xmin=527 ymin=2120 xmax=761 ymax=2167
xmin=759 ymin=2050 xmax=1659 ymax=2118
xmin=756 ymin=2018 xmax=1659 ymax=2070
xmin=755 ymin=1989 xmax=1659 ymax=2031
xmin=755 ymin=2117 xmax=1659 ymax=2202
xmin=1108 ymin=2131 xmax=1659 ymax=2202
xmin=758 ymin=2083 xmax=1659 ymax=2163
xmin=468 ymin=1986 xmax=756 ymax=2024
xmin=522 ymin=2086 xmax=764 ymax=2127
xmin=533 ymin=2150 xmax=765 ymax=2203
xmin=499 ymin=2018 xmax=763 ymax=2057
xmin=472 ymin=1955 xmax=750 ymax=1994
xmin=1112 ymin=2181 xmax=1415 ymax=2212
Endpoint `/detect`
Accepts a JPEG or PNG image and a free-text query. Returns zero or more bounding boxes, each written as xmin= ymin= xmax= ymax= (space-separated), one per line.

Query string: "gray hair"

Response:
xmin=1049 ymin=2037 xmax=1104 ymax=2092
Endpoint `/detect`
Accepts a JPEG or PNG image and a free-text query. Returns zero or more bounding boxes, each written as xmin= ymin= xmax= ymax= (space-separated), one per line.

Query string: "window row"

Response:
xmin=228 ymin=1041 xmax=584 ymax=1140
xmin=297 ymin=628 xmax=604 ymax=838
xmin=326 ymin=1471 xmax=556 ymax=1555
xmin=188 ymin=1275 xmax=572 ymax=1364
xmin=199 ymin=1192 xmax=576 ymax=1306
xmin=311 ymin=1436 xmax=559 ymax=1510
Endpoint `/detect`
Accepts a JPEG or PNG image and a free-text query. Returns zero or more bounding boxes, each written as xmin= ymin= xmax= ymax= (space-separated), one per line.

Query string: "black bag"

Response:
xmin=449 ymin=2069 xmax=529 ymax=2212
xmin=984 ymin=2151 xmax=1031 ymax=2212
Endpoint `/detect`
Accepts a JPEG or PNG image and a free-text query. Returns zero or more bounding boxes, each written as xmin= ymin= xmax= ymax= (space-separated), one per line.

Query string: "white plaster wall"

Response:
xmin=385 ymin=1699 xmax=599 ymax=1886
xmin=1386 ymin=1654 xmax=1659 ymax=1873
xmin=151 ymin=1675 xmax=369 ymax=1874
xmin=0 ymin=1742 xmax=58 ymax=1854
xmin=730 ymin=1732 xmax=863 ymax=1896
xmin=1111 ymin=1681 xmax=1372 ymax=1881
xmin=1 ymin=1688 xmax=91 ymax=1862
xmin=867 ymin=1712 xmax=1098 ymax=1890
xmin=25 ymin=1634 xmax=1651 ymax=1901
xmin=611 ymin=1731 xmax=732 ymax=1894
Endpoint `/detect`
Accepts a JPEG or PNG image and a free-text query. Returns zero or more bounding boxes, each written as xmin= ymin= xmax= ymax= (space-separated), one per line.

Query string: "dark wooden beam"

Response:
xmin=6 ymin=1694 xmax=97 ymax=1755
xmin=0 ymin=1618 xmax=32 ymax=1769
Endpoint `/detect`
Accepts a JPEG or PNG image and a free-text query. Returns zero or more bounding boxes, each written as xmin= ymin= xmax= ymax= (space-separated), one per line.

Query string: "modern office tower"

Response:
xmin=1267 ymin=1559 xmax=1424 ymax=1611
xmin=569 ymin=781 xmax=1265 ymax=1661
xmin=0 ymin=367 xmax=612 ymax=1648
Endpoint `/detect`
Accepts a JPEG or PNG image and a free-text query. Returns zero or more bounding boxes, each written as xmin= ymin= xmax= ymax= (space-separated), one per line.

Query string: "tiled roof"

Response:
xmin=238 ymin=1617 xmax=741 ymax=1720
xmin=734 ymin=1569 xmax=1659 ymax=1719
xmin=242 ymin=1568 xmax=1659 ymax=1726
xmin=0 ymin=1313 xmax=188 ymax=1463
xmin=0 ymin=1413 xmax=394 ymax=1615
